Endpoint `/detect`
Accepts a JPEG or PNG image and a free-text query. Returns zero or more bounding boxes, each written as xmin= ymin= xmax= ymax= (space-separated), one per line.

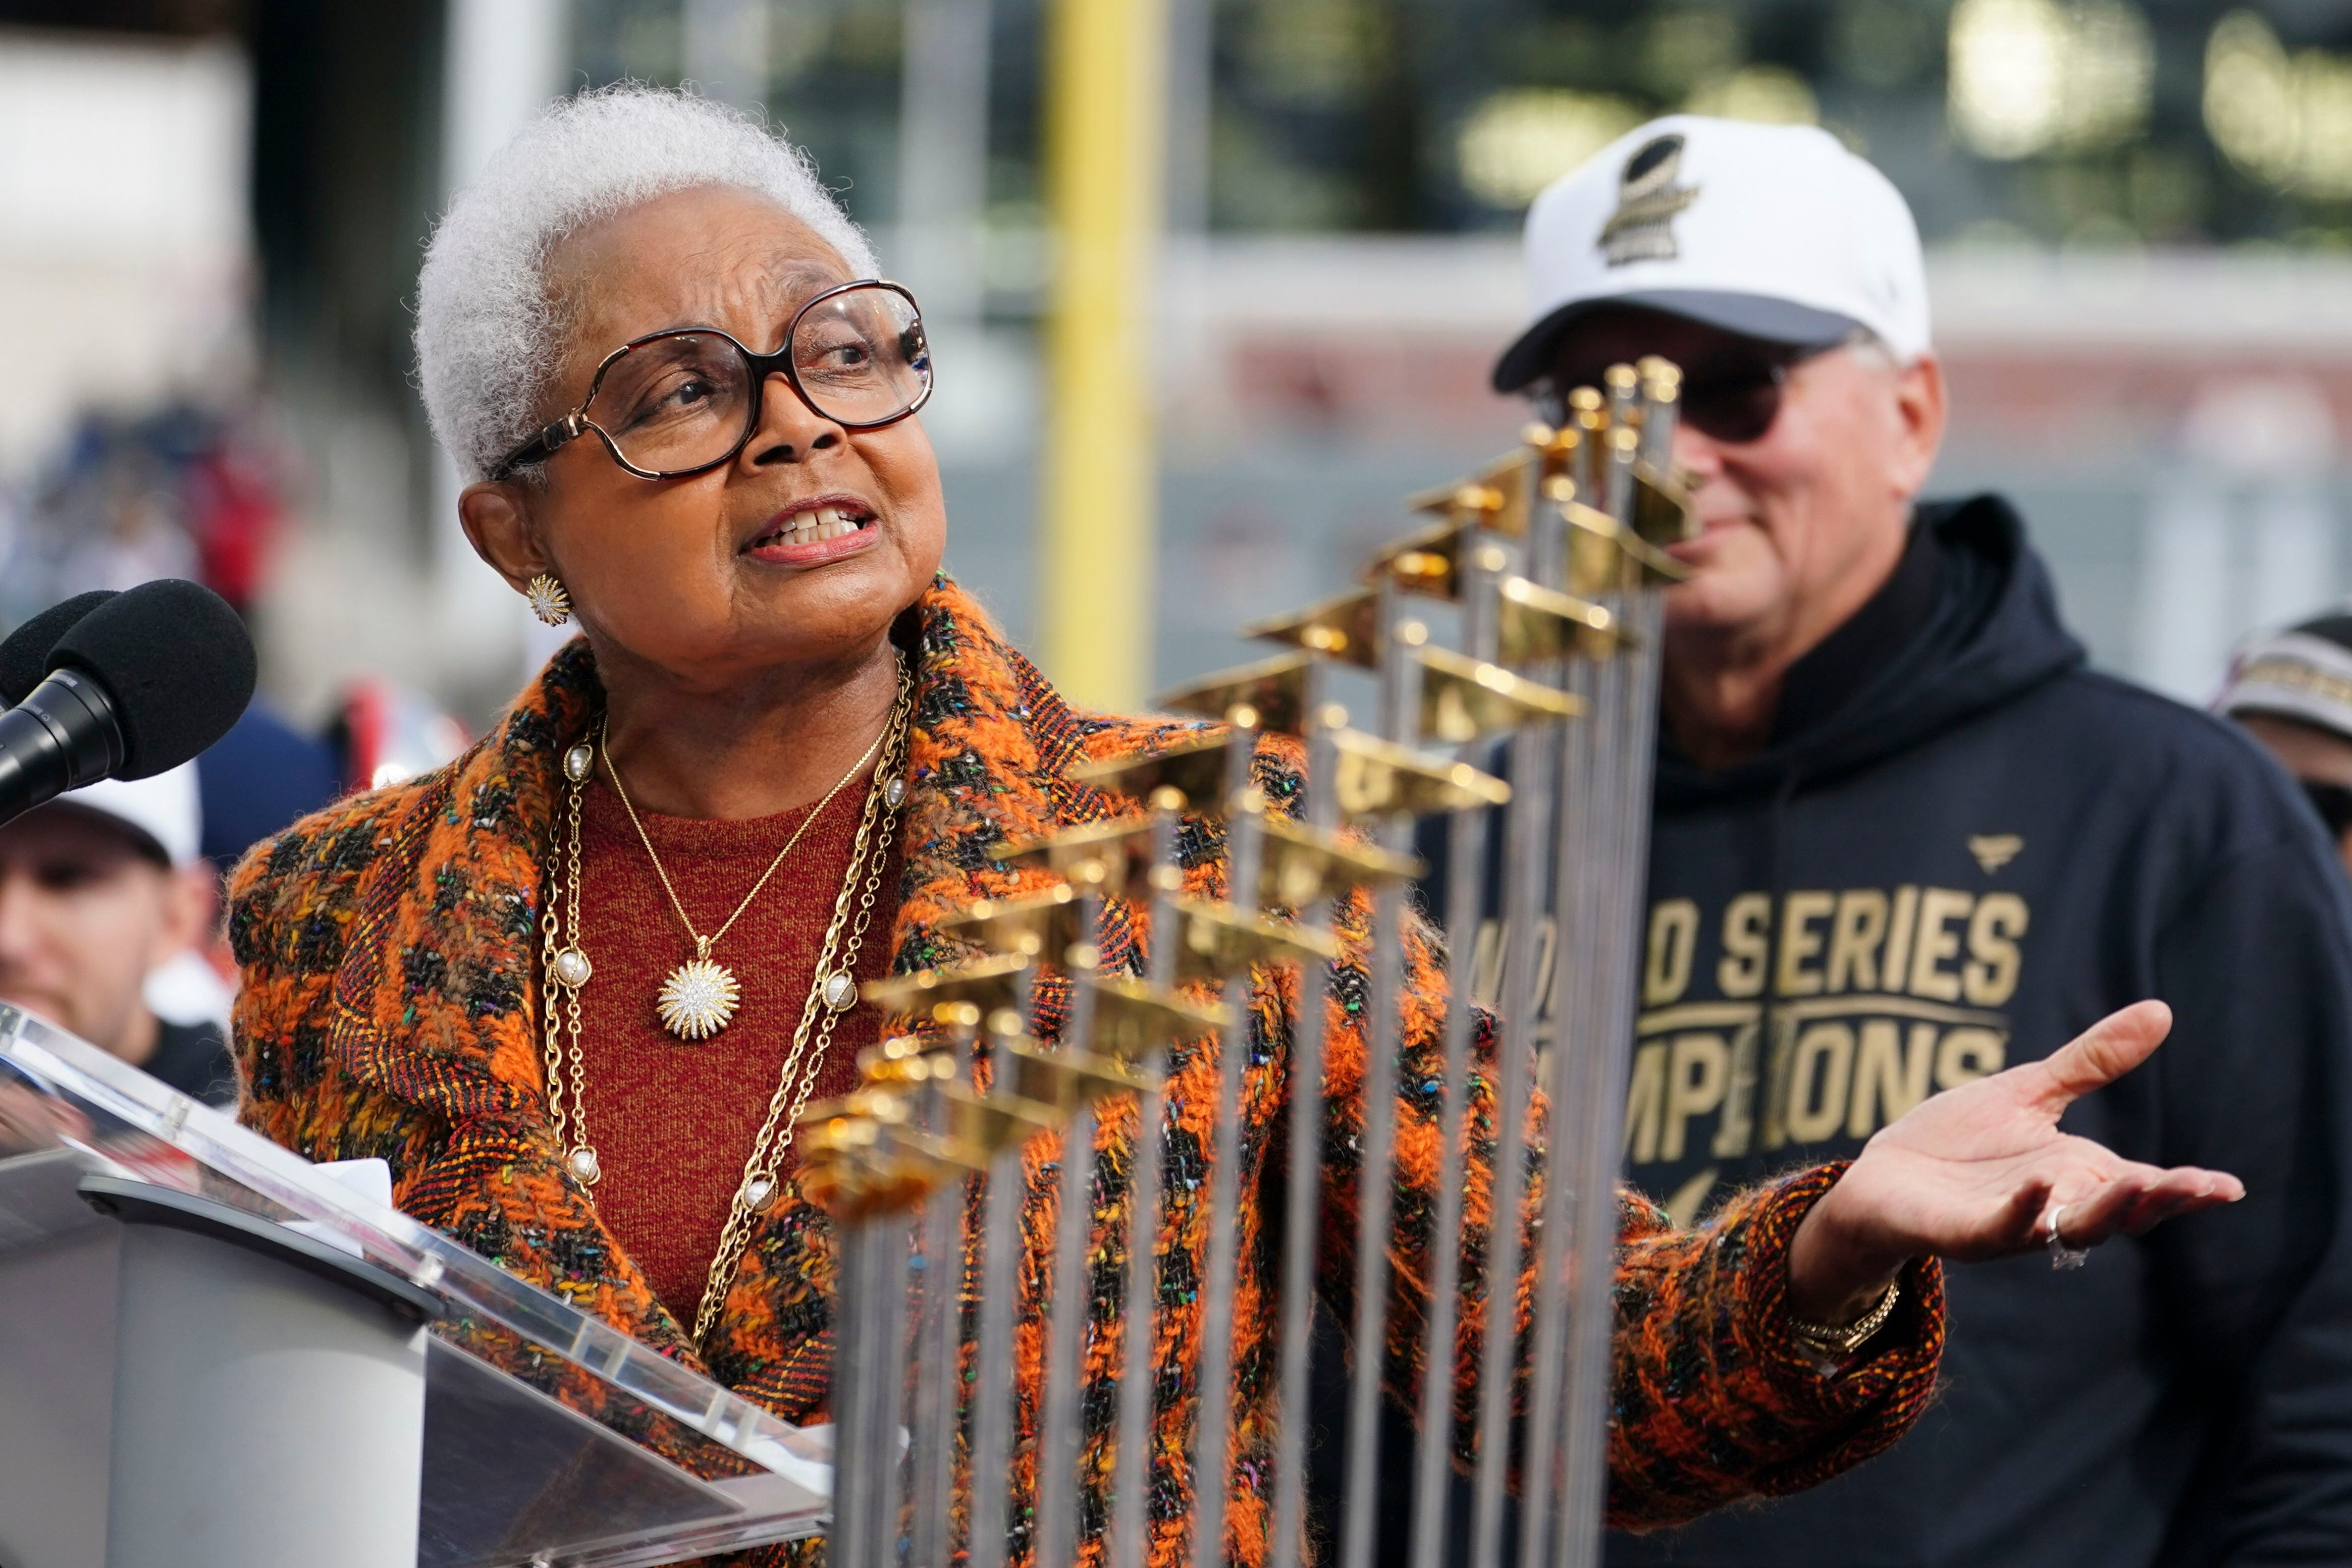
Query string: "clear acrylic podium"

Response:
xmin=0 ymin=1004 xmax=832 ymax=1568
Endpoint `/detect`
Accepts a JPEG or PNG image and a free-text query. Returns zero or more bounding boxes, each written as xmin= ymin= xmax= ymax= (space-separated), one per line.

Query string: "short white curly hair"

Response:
xmin=415 ymin=83 xmax=878 ymax=482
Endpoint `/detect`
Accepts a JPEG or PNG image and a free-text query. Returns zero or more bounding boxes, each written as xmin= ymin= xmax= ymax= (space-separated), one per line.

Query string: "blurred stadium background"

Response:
xmin=8 ymin=0 xmax=2352 ymax=753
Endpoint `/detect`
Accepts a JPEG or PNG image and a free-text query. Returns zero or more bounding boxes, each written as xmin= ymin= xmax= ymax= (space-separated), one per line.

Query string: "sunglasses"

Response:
xmin=2305 ymin=779 xmax=2352 ymax=837
xmin=1547 ymin=336 xmax=1843 ymax=445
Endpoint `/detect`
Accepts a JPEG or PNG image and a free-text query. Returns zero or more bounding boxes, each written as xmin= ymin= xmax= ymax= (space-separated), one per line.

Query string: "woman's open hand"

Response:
xmin=1786 ymin=1000 xmax=2244 ymax=1324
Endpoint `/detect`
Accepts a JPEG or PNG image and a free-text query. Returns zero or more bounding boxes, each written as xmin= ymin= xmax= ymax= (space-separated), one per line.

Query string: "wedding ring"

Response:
xmin=2046 ymin=1204 xmax=2089 ymax=1271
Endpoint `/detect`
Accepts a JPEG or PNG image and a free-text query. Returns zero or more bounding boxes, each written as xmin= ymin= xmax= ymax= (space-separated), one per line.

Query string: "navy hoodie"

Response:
xmin=1603 ymin=495 xmax=2352 ymax=1566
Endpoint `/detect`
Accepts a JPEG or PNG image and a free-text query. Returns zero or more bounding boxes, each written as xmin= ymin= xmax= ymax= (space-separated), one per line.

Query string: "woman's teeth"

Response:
xmin=771 ymin=506 xmax=866 ymax=546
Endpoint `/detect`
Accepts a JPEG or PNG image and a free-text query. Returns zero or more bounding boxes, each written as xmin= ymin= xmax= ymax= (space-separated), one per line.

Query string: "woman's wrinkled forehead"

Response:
xmin=549 ymin=187 xmax=854 ymax=361
xmin=665 ymin=255 xmax=852 ymax=344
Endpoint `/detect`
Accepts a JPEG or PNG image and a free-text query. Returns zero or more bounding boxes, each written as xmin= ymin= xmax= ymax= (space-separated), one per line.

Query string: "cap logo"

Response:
xmin=1598 ymin=134 xmax=1699 ymax=267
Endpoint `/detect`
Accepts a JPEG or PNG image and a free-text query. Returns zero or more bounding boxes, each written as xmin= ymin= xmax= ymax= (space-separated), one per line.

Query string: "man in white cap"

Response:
xmin=0 ymin=765 xmax=232 ymax=1107
xmin=2218 ymin=609 xmax=2352 ymax=879
xmin=1486 ymin=117 xmax=2352 ymax=1566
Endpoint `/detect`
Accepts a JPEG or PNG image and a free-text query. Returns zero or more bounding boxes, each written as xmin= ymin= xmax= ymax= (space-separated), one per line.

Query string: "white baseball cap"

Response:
xmin=41 ymin=765 xmax=202 ymax=869
xmin=2216 ymin=614 xmax=2352 ymax=740
xmin=1492 ymin=114 xmax=1932 ymax=393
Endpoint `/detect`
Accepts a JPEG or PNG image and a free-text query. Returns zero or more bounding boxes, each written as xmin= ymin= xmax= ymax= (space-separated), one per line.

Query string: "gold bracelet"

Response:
xmin=1789 ymin=1277 xmax=1902 ymax=1361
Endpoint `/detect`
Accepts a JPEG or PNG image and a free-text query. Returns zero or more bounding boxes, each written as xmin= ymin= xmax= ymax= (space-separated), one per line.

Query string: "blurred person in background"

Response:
xmin=0 ymin=766 xmax=231 ymax=1107
xmin=0 ymin=581 xmax=345 ymax=1041
xmin=1486 ymin=117 xmax=2352 ymax=1567
xmin=2218 ymin=612 xmax=2352 ymax=879
xmin=0 ymin=400 xmax=289 ymax=628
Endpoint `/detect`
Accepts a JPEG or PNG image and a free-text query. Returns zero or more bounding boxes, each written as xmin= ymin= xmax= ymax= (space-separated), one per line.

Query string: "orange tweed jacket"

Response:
xmin=229 ymin=576 xmax=1943 ymax=1566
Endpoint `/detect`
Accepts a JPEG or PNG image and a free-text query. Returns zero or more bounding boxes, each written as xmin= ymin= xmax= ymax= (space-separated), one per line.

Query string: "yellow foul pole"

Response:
xmin=1040 ymin=0 xmax=1168 ymax=712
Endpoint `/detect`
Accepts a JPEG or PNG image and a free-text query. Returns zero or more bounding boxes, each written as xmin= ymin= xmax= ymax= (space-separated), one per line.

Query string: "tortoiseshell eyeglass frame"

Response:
xmin=487 ymin=279 xmax=932 ymax=482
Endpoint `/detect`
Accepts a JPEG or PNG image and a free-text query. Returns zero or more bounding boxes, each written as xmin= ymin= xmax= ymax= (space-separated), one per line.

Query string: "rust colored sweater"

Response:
xmin=571 ymin=773 xmax=895 ymax=1325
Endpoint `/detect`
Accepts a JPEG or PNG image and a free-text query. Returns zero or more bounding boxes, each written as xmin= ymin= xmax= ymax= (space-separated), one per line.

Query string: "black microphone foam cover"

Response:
xmin=0 ymin=590 xmax=116 ymax=707
xmin=49 ymin=579 xmax=257 ymax=779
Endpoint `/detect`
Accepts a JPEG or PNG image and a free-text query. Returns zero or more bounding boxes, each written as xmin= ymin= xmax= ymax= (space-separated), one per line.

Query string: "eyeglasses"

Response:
xmin=1549 ymin=337 xmax=1843 ymax=446
xmin=2305 ymin=779 xmax=2352 ymax=837
xmin=490 ymin=280 xmax=932 ymax=481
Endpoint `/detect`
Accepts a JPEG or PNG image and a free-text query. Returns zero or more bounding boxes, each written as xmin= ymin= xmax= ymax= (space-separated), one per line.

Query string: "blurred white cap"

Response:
xmin=1493 ymin=114 xmax=1932 ymax=393
xmin=2216 ymin=614 xmax=2352 ymax=740
xmin=47 ymin=764 xmax=202 ymax=869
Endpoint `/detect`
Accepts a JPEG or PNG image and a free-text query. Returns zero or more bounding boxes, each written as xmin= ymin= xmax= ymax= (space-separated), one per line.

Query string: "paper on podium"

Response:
xmin=286 ymin=1157 xmax=393 ymax=1257
xmin=0 ymin=1004 xmax=834 ymax=1567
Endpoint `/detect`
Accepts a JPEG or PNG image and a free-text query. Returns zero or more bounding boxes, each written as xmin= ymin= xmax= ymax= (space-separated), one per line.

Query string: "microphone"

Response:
xmin=0 ymin=590 xmax=116 ymax=706
xmin=0 ymin=579 xmax=256 ymax=830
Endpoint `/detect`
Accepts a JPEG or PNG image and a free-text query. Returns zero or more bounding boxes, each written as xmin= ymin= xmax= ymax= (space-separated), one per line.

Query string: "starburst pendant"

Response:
xmin=657 ymin=957 xmax=741 ymax=1041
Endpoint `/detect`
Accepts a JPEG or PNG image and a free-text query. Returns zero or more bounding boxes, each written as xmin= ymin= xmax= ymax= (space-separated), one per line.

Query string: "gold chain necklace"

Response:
xmin=537 ymin=658 xmax=914 ymax=1342
xmin=600 ymin=672 xmax=905 ymax=1041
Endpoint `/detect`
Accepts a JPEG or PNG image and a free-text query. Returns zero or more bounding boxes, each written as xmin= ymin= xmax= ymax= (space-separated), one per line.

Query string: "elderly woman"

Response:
xmin=228 ymin=86 xmax=2239 ymax=1566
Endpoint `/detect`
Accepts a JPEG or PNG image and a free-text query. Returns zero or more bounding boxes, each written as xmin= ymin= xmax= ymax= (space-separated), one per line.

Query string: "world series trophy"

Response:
xmin=804 ymin=359 xmax=1692 ymax=1568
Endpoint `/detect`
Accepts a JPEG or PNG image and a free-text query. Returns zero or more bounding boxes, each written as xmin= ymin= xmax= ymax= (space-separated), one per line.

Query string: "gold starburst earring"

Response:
xmin=526 ymin=574 xmax=571 ymax=626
